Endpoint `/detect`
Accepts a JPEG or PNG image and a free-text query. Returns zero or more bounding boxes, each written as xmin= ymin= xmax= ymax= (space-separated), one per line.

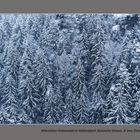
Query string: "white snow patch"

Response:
xmin=46 ymin=87 xmax=50 ymax=96
xmin=110 ymin=85 xmax=115 ymax=91
xmin=112 ymin=25 xmax=120 ymax=31
xmin=136 ymin=48 xmax=140 ymax=53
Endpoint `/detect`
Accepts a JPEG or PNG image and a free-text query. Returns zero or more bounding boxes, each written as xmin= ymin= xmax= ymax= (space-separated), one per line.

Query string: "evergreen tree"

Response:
xmin=0 ymin=46 xmax=22 ymax=124
xmin=132 ymin=66 xmax=140 ymax=123
xmin=72 ymin=58 xmax=90 ymax=124
xmin=104 ymin=63 xmax=135 ymax=124
xmin=89 ymin=22 xmax=108 ymax=104
xmin=19 ymin=48 xmax=40 ymax=123
xmin=43 ymin=86 xmax=65 ymax=124
xmin=63 ymin=88 xmax=75 ymax=124
xmin=34 ymin=48 xmax=52 ymax=123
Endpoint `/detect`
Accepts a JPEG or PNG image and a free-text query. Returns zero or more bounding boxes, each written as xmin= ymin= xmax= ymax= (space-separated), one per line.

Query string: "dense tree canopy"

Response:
xmin=0 ymin=14 xmax=140 ymax=124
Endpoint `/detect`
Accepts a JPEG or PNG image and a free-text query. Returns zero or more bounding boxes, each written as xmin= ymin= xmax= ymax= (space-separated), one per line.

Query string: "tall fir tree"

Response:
xmin=104 ymin=63 xmax=135 ymax=124
xmin=72 ymin=58 xmax=90 ymax=124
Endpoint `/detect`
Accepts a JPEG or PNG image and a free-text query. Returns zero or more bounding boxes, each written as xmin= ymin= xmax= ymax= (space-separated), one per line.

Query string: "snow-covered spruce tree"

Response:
xmin=0 ymin=21 xmax=33 ymax=124
xmin=34 ymin=48 xmax=52 ymax=123
xmin=72 ymin=15 xmax=100 ymax=97
xmin=74 ymin=14 xmax=95 ymax=86
xmin=57 ymin=49 xmax=77 ymax=106
xmin=90 ymin=22 xmax=108 ymax=96
xmin=120 ymin=34 xmax=134 ymax=69
xmin=131 ymin=66 xmax=140 ymax=97
xmin=0 ymin=16 xmax=13 ymax=46
xmin=42 ymin=85 xmax=56 ymax=124
xmin=62 ymin=88 xmax=75 ymax=124
xmin=87 ymin=22 xmax=109 ymax=123
xmin=56 ymin=14 xmax=78 ymax=55
xmin=38 ymin=15 xmax=61 ymax=90
xmin=0 ymin=75 xmax=20 ymax=124
xmin=28 ymin=14 xmax=47 ymax=43
xmin=19 ymin=44 xmax=40 ymax=123
xmin=39 ymin=15 xmax=60 ymax=54
xmin=10 ymin=23 xmax=26 ymax=56
xmin=134 ymin=90 xmax=140 ymax=124
xmin=0 ymin=28 xmax=8 ymax=75
xmin=0 ymin=45 xmax=22 ymax=124
xmin=72 ymin=58 xmax=90 ymax=124
xmin=34 ymin=21 xmax=65 ymax=123
xmin=132 ymin=66 xmax=140 ymax=124
xmin=43 ymin=86 xmax=65 ymax=124
xmin=104 ymin=63 xmax=135 ymax=124
xmin=0 ymin=28 xmax=7 ymax=54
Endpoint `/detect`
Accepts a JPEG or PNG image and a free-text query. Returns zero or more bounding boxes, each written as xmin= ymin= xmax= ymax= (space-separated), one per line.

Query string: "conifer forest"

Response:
xmin=0 ymin=14 xmax=140 ymax=124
